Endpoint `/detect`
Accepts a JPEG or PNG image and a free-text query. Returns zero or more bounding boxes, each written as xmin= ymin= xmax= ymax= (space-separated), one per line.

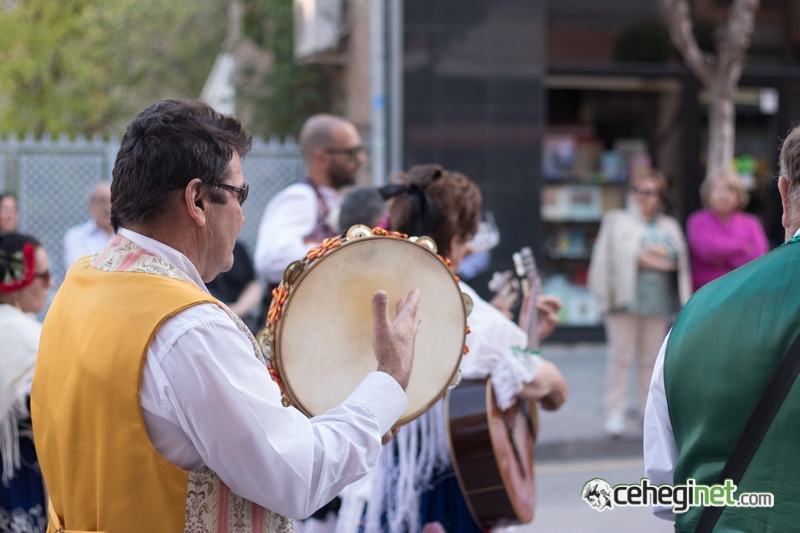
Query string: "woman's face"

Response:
xmin=0 ymin=196 xmax=18 ymax=233
xmin=17 ymin=246 xmax=53 ymax=314
xmin=447 ymin=236 xmax=473 ymax=274
xmin=630 ymin=177 xmax=662 ymax=218
xmin=708 ymin=179 xmax=739 ymax=217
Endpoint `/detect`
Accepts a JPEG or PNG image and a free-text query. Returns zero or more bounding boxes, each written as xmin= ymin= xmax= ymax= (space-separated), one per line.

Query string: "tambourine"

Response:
xmin=257 ymin=225 xmax=471 ymax=426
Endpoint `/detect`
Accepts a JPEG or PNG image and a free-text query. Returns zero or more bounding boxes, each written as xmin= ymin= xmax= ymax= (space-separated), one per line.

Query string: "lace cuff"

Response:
xmin=490 ymin=347 xmax=543 ymax=411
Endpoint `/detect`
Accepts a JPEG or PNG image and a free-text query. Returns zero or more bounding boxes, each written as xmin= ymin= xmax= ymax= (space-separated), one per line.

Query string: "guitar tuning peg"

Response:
xmin=512 ymin=252 xmax=525 ymax=277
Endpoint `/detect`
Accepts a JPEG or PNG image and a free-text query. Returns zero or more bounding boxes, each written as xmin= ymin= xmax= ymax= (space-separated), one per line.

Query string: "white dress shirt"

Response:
xmin=254 ymin=182 xmax=341 ymax=284
xmin=643 ymin=332 xmax=678 ymax=521
xmin=120 ymin=229 xmax=408 ymax=519
xmin=63 ymin=220 xmax=114 ymax=269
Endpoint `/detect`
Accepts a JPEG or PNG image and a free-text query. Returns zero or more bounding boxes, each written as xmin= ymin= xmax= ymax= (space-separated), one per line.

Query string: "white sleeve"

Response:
xmin=643 ymin=330 xmax=677 ymax=522
xmin=143 ymin=304 xmax=408 ymax=519
xmin=254 ymin=185 xmax=319 ymax=284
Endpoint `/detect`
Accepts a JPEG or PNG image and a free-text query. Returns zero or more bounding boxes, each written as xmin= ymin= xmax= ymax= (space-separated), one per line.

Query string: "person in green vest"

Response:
xmin=644 ymin=125 xmax=800 ymax=532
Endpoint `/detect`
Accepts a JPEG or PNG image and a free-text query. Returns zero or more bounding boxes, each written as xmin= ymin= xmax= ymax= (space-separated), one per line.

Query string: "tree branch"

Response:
xmin=717 ymin=0 xmax=760 ymax=93
xmin=660 ymin=0 xmax=715 ymax=86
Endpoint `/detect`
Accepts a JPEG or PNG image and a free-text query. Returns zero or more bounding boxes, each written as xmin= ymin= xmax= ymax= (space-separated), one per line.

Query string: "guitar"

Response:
xmin=446 ymin=247 xmax=542 ymax=530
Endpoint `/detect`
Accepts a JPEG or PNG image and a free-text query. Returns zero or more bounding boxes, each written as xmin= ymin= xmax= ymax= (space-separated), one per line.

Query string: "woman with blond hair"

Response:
xmin=686 ymin=169 xmax=768 ymax=291
xmin=588 ymin=169 xmax=692 ymax=438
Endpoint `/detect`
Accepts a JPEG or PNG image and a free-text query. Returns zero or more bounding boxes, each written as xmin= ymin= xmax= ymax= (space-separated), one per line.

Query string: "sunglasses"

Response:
xmin=325 ymin=146 xmax=364 ymax=162
xmin=34 ymin=269 xmax=51 ymax=285
xmin=631 ymin=187 xmax=660 ymax=198
xmin=214 ymin=182 xmax=249 ymax=206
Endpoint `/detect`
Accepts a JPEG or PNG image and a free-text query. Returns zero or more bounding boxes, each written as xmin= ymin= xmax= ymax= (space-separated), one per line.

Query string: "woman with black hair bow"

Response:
xmin=336 ymin=166 xmax=568 ymax=533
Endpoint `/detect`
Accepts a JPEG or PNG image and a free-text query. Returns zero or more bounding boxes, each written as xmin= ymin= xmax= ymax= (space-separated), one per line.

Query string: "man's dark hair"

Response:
xmin=111 ymin=100 xmax=252 ymax=231
xmin=339 ymin=187 xmax=386 ymax=230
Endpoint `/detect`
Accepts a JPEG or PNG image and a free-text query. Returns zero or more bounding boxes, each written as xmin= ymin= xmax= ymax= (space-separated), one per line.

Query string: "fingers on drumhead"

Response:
xmin=404 ymin=288 xmax=421 ymax=313
xmin=372 ymin=290 xmax=390 ymax=323
xmin=372 ymin=290 xmax=389 ymax=309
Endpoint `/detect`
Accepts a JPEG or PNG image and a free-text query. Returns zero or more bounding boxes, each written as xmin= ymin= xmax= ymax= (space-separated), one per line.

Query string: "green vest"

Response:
xmin=665 ymin=241 xmax=800 ymax=532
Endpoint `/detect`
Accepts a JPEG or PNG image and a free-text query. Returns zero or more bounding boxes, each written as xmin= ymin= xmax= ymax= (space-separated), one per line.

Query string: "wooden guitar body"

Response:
xmin=446 ymin=378 xmax=538 ymax=530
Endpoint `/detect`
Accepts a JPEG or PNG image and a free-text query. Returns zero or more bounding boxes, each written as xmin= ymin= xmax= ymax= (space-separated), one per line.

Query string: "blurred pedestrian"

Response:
xmin=254 ymin=114 xmax=365 ymax=328
xmin=1 ymin=233 xmax=53 ymax=533
xmin=588 ymin=169 xmax=691 ymax=438
xmin=63 ymin=182 xmax=114 ymax=269
xmin=0 ymin=193 xmax=18 ymax=234
xmin=686 ymin=168 xmax=768 ymax=291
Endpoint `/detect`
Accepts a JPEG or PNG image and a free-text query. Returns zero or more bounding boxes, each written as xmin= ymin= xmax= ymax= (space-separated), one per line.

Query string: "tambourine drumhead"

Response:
xmin=275 ymin=236 xmax=466 ymax=426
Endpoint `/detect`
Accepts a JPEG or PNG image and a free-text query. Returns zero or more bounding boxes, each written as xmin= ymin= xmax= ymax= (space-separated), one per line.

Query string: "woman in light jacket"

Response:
xmin=588 ymin=169 xmax=691 ymax=438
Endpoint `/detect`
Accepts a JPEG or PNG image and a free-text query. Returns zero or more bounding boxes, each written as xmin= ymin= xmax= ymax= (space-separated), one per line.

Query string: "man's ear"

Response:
xmin=185 ymin=178 xmax=208 ymax=227
xmin=779 ymin=175 xmax=790 ymax=231
xmin=313 ymin=147 xmax=329 ymax=169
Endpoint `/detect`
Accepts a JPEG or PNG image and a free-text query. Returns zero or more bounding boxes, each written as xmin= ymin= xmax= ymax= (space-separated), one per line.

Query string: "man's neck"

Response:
xmin=125 ymin=222 xmax=204 ymax=273
xmin=306 ymin=168 xmax=334 ymax=190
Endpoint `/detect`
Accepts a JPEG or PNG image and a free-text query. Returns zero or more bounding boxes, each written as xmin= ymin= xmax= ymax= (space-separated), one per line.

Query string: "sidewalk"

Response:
xmin=533 ymin=343 xmax=646 ymax=461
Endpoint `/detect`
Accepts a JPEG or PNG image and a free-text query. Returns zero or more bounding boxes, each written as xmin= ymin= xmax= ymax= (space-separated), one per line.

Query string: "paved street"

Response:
xmin=516 ymin=457 xmax=674 ymax=533
xmin=511 ymin=342 xmax=673 ymax=532
xmin=535 ymin=343 xmax=647 ymax=458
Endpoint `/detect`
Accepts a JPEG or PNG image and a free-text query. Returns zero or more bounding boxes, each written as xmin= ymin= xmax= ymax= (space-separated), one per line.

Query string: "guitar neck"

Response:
xmin=515 ymin=248 xmax=541 ymax=352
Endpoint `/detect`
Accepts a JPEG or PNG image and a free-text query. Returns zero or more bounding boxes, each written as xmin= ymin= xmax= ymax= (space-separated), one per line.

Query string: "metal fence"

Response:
xmin=0 ymin=134 xmax=303 ymax=294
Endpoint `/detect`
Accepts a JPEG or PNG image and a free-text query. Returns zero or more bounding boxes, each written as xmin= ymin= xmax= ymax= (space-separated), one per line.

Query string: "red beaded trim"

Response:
xmin=307 ymin=236 xmax=343 ymax=261
xmin=371 ymin=227 xmax=409 ymax=239
xmin=267 ymin=284 xmax=289 ymax=325
xmin=267 ymin=366 xmax=284 ymax=391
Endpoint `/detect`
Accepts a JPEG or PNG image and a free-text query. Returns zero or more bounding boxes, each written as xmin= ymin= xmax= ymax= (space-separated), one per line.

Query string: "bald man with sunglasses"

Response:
xmin=254 ymin=114 xmax=366 ymax=323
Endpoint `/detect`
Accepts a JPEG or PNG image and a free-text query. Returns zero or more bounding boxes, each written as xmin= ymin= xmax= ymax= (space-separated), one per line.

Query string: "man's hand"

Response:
xmin=381 ymin=427 xmax=400 ymax=445
xmin=519 ymin=360 xmax=569 ymax=411
xmin=372 ymin=288 xmax=422 ymax=390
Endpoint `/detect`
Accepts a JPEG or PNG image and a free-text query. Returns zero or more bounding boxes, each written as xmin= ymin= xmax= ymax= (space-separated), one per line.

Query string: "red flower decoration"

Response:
xmin=0 ymin=242 xmax=35 ymax=294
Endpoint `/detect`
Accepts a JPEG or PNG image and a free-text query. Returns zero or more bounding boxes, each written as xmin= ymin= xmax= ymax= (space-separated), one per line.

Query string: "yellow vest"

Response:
xmin=32 ymin=257 xmax=215 ymax=532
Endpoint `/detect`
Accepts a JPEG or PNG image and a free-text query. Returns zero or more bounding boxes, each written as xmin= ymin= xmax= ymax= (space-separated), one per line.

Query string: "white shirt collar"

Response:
xmin=317 ymin=184 xmax=341 ymax=206
xmin=117 ymin=228 xmax=209 ymax=293
xmin=794 ymin=228 xmax=800 ymax=239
